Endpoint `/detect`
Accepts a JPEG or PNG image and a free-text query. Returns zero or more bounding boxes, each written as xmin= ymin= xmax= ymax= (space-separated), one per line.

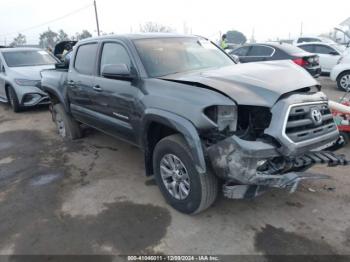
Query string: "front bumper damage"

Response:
xmin=207 ymin=135 xmax=348 ymax=199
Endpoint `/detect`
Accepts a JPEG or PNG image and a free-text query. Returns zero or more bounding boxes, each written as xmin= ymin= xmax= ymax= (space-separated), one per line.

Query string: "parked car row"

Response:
xmin=228 ymin=35 xmax=350 ymax=91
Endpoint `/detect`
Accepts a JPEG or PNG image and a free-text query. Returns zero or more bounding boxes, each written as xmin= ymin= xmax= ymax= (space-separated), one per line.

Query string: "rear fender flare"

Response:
xmin=43 ymin=86 xmax=69 ymax=113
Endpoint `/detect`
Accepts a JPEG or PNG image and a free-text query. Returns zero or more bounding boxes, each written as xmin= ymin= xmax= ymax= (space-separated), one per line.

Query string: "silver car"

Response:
xmin=0 ymin=47 xmax=58 ymax=112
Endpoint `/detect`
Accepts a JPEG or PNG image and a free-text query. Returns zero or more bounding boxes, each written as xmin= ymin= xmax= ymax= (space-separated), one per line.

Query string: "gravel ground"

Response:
xmin=0 ymin=77 xmax=349 ymax=259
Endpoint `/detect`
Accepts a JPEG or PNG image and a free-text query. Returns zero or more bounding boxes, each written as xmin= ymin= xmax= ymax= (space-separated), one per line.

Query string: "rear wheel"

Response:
xmin=153 ymin=134 xmax=218 ymax=214
xmin=52 ymin=103 xmax=82 ymax=140
xmin=337 ymin=71 xmax=350 ymax=91
xmin=7 ymin=86 xmax=21 ymax=112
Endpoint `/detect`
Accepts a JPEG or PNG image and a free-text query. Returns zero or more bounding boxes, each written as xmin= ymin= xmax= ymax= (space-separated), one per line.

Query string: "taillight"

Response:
xmin=293 ymin=58 xmax=308 ymax=67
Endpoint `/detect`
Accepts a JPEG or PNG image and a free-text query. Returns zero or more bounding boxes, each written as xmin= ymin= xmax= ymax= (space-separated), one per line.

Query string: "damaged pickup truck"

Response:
xmin=41 ymin=34 xmax=348 ymax=214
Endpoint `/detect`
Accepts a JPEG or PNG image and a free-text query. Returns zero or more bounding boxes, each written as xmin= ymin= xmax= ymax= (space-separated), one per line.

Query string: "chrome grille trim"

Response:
xmin=282 ymin=102 xmax=337 ymax=144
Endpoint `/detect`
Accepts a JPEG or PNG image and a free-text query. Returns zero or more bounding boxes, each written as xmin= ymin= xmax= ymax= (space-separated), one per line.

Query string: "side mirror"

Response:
xmin=230 ymin=54 xmax=240 ymax=63
xmin=101 ymin=64 xmax=132 ymax=79
xmin=329 ymin=51 xmax=339 ymax=56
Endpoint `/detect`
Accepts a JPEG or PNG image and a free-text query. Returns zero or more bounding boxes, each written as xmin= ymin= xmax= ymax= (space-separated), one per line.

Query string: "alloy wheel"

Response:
xmin=160 ymin=154 xmax=191 ymax=200
xmin=340 ymin=74 xmax=350 ymax=91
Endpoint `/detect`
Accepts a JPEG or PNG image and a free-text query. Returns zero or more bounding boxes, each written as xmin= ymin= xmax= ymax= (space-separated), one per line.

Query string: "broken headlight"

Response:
xmin=205 ymin=105 xmax=237 ymax=132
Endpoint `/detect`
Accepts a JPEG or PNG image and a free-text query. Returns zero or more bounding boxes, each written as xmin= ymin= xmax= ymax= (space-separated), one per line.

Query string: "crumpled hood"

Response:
xmin=160 ymin=60 xmax=318 ymax=107
xmin=9 ymin=65 xmax=55 ymax=80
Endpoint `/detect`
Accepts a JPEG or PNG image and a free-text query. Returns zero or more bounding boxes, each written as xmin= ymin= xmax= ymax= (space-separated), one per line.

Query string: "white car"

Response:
xmin=330 ymin=54 xmax=350 ymax=91
xmin=293 ymin=36 xmax=338 ymax=45
xmin=297 ymin=42 xmax=347 ymax=73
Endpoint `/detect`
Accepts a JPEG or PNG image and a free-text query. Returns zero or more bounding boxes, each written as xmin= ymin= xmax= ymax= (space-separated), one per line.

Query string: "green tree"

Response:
xmin=57 ymin=29 xmax=69 ymax=42
xmin=226 ymin=30 xmax=247 ymax=44
xmin=73 ymin=30 xmax=92 ymax=40
xmin=39 ymin=28 xmax=58 ymax=49
xmin=10 ymin=33 xmax=26 ymax=47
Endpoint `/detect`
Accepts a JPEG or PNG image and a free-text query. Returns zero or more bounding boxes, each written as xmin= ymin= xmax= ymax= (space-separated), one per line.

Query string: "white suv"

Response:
xmin=330 ymin=53 xmax=350 ymax=91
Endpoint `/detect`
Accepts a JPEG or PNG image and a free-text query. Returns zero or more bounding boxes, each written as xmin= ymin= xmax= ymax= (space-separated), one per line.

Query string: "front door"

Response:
xmin=90 ymin=41 xmax=138 ymax=144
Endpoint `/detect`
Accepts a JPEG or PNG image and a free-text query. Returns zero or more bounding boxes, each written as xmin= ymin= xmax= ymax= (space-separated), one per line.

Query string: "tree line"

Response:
xmin=8 ymin=22 xmax=248 ymax=48
xmin=9 ymin=28 xmax=92 ymax=48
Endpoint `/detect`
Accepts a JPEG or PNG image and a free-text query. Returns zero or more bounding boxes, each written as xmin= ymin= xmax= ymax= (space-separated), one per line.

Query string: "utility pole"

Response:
xmin=300 ymin=22 xmax=303 ymax=36
xmin=94 ymin=0 xmax=100 ymax=36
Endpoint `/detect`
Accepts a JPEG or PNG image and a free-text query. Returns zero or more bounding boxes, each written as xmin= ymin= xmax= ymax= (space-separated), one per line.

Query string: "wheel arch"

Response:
xmin=141 ymin=108 xmax=207 ymax=176
xmin=336 ymin=69 xmax=350 ymax=81
xmin=4 ymin=82 xmax=12 ymax=100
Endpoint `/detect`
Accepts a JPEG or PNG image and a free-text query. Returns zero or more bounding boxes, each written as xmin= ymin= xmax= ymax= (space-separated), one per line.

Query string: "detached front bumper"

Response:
xmin=207 ymin=135 xmax=348 ymax=199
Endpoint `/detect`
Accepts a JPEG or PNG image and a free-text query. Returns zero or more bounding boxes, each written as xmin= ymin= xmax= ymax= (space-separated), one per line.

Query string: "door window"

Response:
xmin=314 ymin=45 xmax=338 ymax=55
xmin=231 ymin=46 xmax=250 ymax=56
xmin=248 ymin=46 xmax=274 ymax=56
xmin=74 ymin=43 xmax=98 ymax=75
xmin=299 ymin=45 xmax=314 ymax=53
xmin=100 ymin=43 xmax=131 ymax=75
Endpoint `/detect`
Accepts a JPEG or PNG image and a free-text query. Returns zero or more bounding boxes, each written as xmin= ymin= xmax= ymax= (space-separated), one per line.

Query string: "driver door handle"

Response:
xmin=93 ymin=85 xmax=103 ymax=92
xmin=67 ymin=80 xmax=75 ymax=87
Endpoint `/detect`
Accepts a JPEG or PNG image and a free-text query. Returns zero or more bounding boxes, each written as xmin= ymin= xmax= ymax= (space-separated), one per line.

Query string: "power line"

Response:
xmin=0 ymin=3 xmax=93 ymax=38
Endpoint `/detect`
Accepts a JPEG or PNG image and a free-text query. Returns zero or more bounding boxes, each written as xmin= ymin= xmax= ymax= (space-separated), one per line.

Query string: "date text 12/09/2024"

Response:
xmin=127 ymin=255 xmax=220 ymax=261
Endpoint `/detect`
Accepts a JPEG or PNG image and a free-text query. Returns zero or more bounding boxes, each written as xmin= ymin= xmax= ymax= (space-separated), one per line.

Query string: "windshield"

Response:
xmin=133 ymin=37 xmax=234 ymax=77
xmin=3 ymin=50 xmax=57 ymax=67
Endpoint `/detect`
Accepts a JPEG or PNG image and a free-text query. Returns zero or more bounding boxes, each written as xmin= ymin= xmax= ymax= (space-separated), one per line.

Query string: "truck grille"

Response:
xmin=285 ymin=103 xmax=337 ymax=143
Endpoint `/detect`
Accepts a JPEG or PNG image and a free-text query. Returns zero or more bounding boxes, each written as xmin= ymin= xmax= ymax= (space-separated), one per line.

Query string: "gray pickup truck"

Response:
xmin=41 ymin=34 xmax=347 ymax=214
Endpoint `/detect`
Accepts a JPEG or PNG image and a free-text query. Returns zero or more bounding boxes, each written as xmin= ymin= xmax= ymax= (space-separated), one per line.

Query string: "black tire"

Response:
xmin=153 ymin=134 xmax=218 ymax=214
xmin=52 ymin=103 xmax=82 ymax=140
xmin=336 ymin=71 xmax=350 ymax=91
xmin=7 ymin=86 xmax=21 ymax=112
xmin=339 ymin=131 xmax=349 ymax=147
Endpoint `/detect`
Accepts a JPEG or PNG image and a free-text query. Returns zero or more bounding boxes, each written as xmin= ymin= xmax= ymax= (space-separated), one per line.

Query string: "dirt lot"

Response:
xmin=0 ymin=77 xmax=349 ymax=258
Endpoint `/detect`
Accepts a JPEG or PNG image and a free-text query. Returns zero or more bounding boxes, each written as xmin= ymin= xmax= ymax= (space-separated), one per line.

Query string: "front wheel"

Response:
xmin=153 ymin=134 xmax=218 ymax=214
xmin=7 ymin=86 xmax=21 ymax=112
xmin=337 ymin=71 xmax=350 ymax=91
xmin=52 ymin=103 xmax=82 ymax=140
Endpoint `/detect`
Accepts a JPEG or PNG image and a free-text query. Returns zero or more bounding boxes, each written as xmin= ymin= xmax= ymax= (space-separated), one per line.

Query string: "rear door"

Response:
xmin=89 ymin=41 xmax=138 ymax=143
xmin=244 ymin=45 xmax=275 ymax=62
xmin=313 ymin=44 xmax=340 ymax=72
xmin=68 ymin=42 xmax=98 ymax=124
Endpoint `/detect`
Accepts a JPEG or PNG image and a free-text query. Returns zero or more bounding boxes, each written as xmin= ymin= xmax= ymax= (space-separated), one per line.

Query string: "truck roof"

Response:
xmin=80 ymin=33 xmax=198 ymax=43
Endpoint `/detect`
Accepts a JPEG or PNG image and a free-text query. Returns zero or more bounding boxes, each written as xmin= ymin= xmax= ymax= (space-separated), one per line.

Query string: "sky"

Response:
xmin=0 ymin=0 xmax=349 ymax=45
